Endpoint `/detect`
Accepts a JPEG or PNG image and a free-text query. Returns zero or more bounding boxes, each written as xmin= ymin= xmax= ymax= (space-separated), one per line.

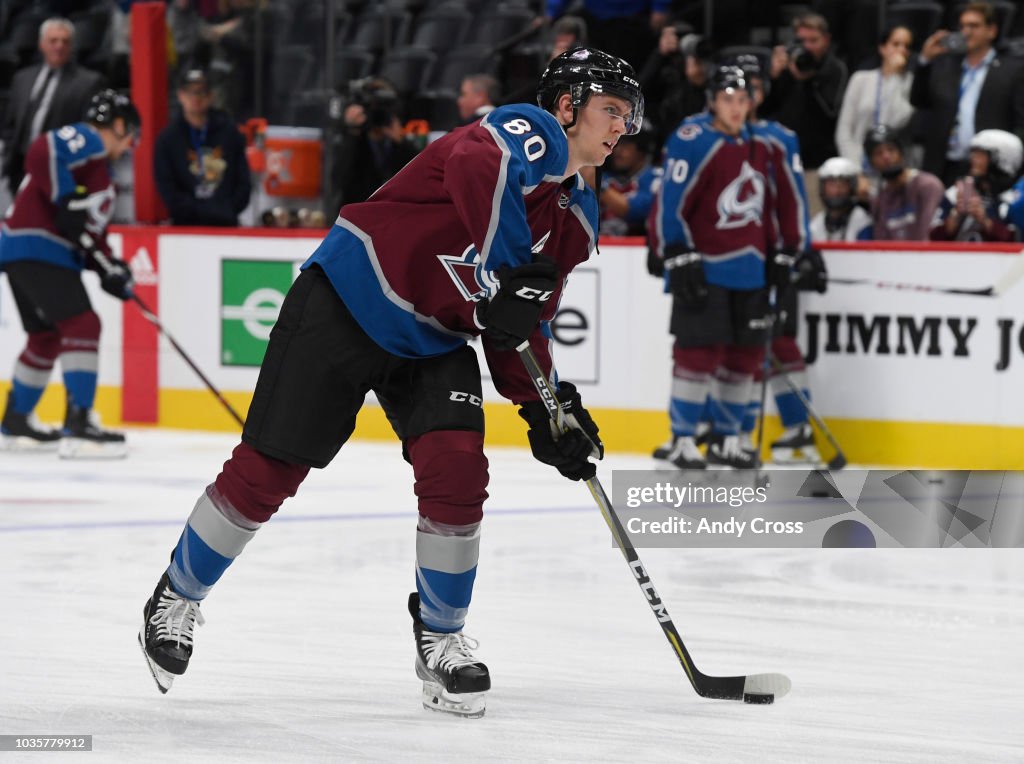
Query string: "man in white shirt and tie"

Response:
xmin=1 ymin=17 xmax=107 ymax=195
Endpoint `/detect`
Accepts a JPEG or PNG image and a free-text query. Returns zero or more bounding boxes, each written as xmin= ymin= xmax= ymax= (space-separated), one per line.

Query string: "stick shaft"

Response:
xmin=132 ymin=295 xmax=245 ymax=428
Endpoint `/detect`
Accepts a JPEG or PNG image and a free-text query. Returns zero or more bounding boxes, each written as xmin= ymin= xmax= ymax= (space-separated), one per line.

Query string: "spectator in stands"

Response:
xmin=599 ymin=129 xmax=659 ymax=237
xmin=501 ymin=15 xmax=587 ymax=107
xmin=544 ymin=0 xmax=668 ymax=71
xmin=912 ymin=2 xmax=1024 ymax=186
xmin=931 ymin=129 xmax=1022 ymax=242
xmin=167 ymin=0 xmax=212 ymax=82
xmin=835 ymin=25 xmax=915 ymax=173
xmin=153 ymin=68 xmax=251 ymax=227
xmin=330 ymin=78 xmax=421 ymax=210
xmin=864 ymin=124 xmax=944 ymax=241
xmin=810 ymin=156 xmax=873 ymax=241
xmin=762 ymin=12 xmax=848 ymax=207
xmin=641 ymin=25 xmax=713 ymax=151
xmin=202 ymin=0 xmax=274 ymax=121
xmin=1 ymin=17 xmax=107 ymax=195
xmin=457 ymin=75 xmax=500 ymax=126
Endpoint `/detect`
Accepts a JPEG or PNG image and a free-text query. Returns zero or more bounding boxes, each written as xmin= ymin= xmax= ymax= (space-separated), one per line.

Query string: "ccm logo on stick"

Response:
xmin=449 ymin=391 xmax=482 ymax=406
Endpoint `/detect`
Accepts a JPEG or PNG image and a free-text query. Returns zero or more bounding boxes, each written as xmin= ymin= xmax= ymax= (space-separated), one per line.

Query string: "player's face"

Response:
xmin=822 ymin=178 xmax=852 ymax=202
xmin=869 ymin=143 xmax=902 ymax=173
xmin=968 ymin=149 xmax=990 ymax=177
xmin=571 ymin=94 xmax=631 ymax=167
xmin=711 ymin=89 xmax=750 ymax=135
xmin=107 ymin=118 xmax=138 ymax=161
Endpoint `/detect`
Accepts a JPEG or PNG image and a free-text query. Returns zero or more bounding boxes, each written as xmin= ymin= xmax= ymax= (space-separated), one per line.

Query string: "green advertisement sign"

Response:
xmin=221 ymin=259 xmax=296 ymax=366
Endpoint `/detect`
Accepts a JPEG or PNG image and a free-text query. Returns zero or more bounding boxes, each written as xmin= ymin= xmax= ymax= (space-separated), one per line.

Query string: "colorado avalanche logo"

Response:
xmin=677 ymin=124 xmax=702 ymax=141
xmin=715 ymin=161 xmax=765 ymax=230
xmin=438 ymin=232 xmax=552 ymax=302
xmin=557 ymin=192 xmax=571 ymax=209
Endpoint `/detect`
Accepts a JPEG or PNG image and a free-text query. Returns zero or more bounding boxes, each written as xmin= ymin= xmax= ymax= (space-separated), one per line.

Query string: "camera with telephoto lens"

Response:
xmin=347 ymin=77 xmax=400 ymax=128
xmin=788 ymin=43 xmax=818 ymax=74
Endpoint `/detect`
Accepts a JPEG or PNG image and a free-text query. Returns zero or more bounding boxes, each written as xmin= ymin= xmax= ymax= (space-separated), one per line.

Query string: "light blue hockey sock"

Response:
xmin=669 ymin=375 xmax=710 ymax=437
xmin=710 ymin=370 xmax=753 ymax=436
xmin=771 ymin=372 xmax=811 ymax=428
xmin=167 ymin=485 xmax=260 ymax=601
xmin=10 ymin=378 xmax=46 ymax=414
xmin=415 ymin=517 xmax=480 ymax=633
xmin=61 ymin=349 xmax=99 ymax=409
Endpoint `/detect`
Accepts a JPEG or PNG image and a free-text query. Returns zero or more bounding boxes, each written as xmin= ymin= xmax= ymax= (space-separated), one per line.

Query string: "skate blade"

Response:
xmin=59 ymin=437 xmax=128 ymax=460
xmin=0 ymin=434 xmax=60 ymax=453
xmin=137 ymin=630 xmax=174 ymax=694
xmin=420 ymin=681 xmax=486 ymax=718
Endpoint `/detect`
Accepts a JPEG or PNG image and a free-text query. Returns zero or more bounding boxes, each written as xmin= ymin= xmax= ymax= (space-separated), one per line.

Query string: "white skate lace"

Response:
xmin=150 ymin=589 xmax=205 ymax=647
xmin=421 ymin=631 xmax=481 ymax=672
xmin=714 ymin=435 xmax=746 ymax=459
xmin=26 ymin=413 xmax=57 ymax=434
xmin=668 ymin=436 xmax=703 ymax=463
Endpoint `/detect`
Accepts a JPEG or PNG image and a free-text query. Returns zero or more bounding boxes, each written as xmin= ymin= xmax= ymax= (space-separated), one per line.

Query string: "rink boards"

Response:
xmin=1 ymin=228 xmax=1023 ymax=467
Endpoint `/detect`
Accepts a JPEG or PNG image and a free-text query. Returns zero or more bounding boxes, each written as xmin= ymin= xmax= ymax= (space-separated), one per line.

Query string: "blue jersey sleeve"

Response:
xmin=1005 ymin=178 xmax=1024 ymax=231
xmin=445 ymin=104 xmax=570 ymax=298
xmin=655 ymin=122 xmax=715 ymax=254
xmin=46 ymin=122 xmax=106 ymax=202
xmin=625 ymin=165 xmax=659 ymax=225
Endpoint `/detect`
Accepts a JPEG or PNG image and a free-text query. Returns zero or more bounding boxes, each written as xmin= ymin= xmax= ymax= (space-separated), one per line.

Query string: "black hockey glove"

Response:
xmin=646 ymin=246 xmax=664 ymax=278
xmin=475 ymin=258 xmax=559 ymax=350
xmin=794 ymin=248 xmax=828 ymax=294
xmin=55 ymin=186 xmax=90 ymax=244
xmin=518 ymin=382 xmax=603 ymax=482
xmin=664 ymin=246 xmax=707 ymax=308
xmin=86 ymin=248 xmax=134 ymax=300
xmin=766 ymin=250 xmax=797 ymax=293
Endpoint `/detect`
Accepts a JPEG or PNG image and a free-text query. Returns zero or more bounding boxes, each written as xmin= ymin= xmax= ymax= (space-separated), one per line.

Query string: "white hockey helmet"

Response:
xmin=969 ymin=129 xmax=1024 ymax=178
xmin=818 ymin=156 xmax=859 ymax=182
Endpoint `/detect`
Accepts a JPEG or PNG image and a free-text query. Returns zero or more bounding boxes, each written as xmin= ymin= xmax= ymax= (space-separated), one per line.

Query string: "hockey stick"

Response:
xmin=79 ymin=232 xmax=246 ymax=428
xmin=769 ymin=357 xmax=846 ymax=471
xmin=827 ymin=250 xmax=1024 ymax=297
xmin=130 ymin=295 xmax=245 ymax=429
xmin=516 ymin=342 xmax=791 ymax=704
xmin=754 ymin=287 xmax=777 ymax=474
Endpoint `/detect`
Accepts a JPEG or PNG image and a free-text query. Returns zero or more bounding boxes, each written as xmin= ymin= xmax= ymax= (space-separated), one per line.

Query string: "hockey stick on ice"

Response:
xmin=769 ymin=357 xmax=846 ymax=471
xmin=517 ymin=342 xmax=792 ymax=704
xmin=130 ymin=295 xmax=245 ymax=428
xmin=827 ymin=251 xmax=1024 ymax=297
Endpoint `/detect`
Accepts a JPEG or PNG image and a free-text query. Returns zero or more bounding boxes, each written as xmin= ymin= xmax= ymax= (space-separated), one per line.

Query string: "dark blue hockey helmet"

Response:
xmin=726 ymin=53 xmax=768 ymax=97
xmin=85 ymin=89 xmax=141 ymax=135
xmin=705 ymin=64 xmax=752 ymax=105
xmin=537 ymin=47 xmax=645 ymax=135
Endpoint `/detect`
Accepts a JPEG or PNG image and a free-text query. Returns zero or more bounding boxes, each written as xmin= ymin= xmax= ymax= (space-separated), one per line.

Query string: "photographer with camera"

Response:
xmin=330 ymin=78 xmax=422 ymax=210
xmin=638 ymin=23 xmax=714 ymax=151
xmin=911 ymin=2 xmax=1024 ymax=187
xmin=762 ymin=13 xmax=848 ymax=216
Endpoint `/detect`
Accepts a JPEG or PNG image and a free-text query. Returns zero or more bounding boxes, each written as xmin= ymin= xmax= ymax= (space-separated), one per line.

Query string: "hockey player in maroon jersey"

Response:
xmin=651 ymin=65 xmax=792 ymax=469
xmin=139 ymin=48 xmax=644 ymax=718
xmin=0 ymin=89 xmax=138 ymax=457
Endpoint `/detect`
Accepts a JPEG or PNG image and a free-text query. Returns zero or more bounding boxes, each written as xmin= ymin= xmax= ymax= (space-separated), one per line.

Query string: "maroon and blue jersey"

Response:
xmin=304 ymin=103 xmax=598 ymax=402
xmin=753 ymin=118 xmax=811 ymax=253
xmin=0 ymin=122 xmax=115 ymax=271
xmin=652 ymin=115 xmax=778 ymax=290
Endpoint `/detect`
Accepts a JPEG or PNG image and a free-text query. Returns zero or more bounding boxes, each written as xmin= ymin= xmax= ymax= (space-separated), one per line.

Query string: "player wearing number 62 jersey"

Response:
xmin=0 ymin=90 xmax=139 ymax=457
xmin=139 ymin=47 xmax=644 ymax=719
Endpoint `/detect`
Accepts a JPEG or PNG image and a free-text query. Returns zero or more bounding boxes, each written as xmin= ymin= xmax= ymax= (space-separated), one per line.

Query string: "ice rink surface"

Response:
xmin=1 ymin=430 xmax=1022 ymax=763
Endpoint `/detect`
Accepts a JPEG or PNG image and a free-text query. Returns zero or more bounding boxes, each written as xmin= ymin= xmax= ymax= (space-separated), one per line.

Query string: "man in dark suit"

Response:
xmin=911 ymin=2 xmax=1024 ymax=186
xmin=1 ymin=17 xmax=107 ymax=195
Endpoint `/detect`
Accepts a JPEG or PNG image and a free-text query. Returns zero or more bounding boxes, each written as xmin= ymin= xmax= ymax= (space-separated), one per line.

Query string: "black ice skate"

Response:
xmin=138 ymin=572 xmax=205 ymax=694
xmin=409 ymin=592 xmax=489 ymax=718
xmin=666 ymin=435 xmax=706 ymax=470
xmin=770 ymin=424 xmax=822 ymax=465
xmin=652 ymin=423 xmax=710 ymax=460
xmin=59 ymin=403 xmax=127 ymax=459
xmin=706 ymin=433 xmax=758 ymax=469
xmin=1 ymin=393 xmax=61 ymax=452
